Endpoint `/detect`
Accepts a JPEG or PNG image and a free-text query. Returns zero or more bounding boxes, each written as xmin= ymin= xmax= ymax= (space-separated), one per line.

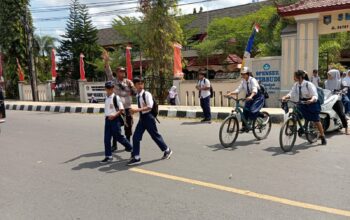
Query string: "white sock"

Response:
xmin=134 ymin=155 xmax=140 ymax=160
xmin=165 ymin=148 xmax=170 ymax=153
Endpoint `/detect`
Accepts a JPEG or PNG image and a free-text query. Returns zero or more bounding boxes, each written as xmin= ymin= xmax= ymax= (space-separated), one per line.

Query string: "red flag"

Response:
xmin=173 ymin=43 xmax=183 ymax=78
xmin=80 ymin=53 xmax=86 ymax=80
xmin=16 ymin=58 xmax=25 ymax=81
xmin=51 ymin=49 xmax=57 ymax=80
xmin=126 ymin=45 xmax=133 ymax=80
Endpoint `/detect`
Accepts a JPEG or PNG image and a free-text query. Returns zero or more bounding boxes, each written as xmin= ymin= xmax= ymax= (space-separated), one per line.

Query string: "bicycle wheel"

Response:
xmin=253 ymin=111 xmax=272 ymax=140
xmin=305 ymin=121 xmax=320 ymax=144
xmin=279 ymin=118 xmax=297 ymax=152
xmin=219 ymin=116 xmax=239 ymax=148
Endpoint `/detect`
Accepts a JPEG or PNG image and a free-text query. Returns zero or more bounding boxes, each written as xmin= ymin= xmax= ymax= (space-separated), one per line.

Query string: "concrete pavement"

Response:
xmin=0 ymin=111 xmax=349 ymax=220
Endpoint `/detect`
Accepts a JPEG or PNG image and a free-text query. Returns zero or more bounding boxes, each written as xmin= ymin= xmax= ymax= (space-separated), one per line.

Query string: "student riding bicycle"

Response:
xmin=281 ymin=70 xmax=327 ymax=145
xmin=225 ymin=67 xmax=265 ymax=131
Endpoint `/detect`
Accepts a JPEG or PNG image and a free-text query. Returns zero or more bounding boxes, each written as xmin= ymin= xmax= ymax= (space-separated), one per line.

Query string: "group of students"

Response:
xmin=100 ymin=51 xmax=172 ymax=166
xmin=224 ymin=67 xmax=350 ymax=146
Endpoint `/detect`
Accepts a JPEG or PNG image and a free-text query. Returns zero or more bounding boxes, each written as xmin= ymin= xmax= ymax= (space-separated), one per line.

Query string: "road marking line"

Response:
xmin=130 ymin=168 xmax=350 ymax=217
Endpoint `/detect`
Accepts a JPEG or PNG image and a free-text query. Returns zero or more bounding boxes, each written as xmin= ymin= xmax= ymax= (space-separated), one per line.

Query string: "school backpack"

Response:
xmin=142 ymin=91 xmax=160 ymax=123
xmin=259 ymin=83 xmax=269 ymax=99
xmin=306 ymin=82 xmax=324 ymax=105
xmin=112 ymin=95 xmax=126 ymax=127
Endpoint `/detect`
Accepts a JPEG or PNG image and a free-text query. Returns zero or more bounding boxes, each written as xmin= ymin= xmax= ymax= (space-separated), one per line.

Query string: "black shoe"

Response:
xmin=111 ymin=145 xmax=117 ymax=153
xmin=162 ymin=149 xmax=173 ymax=160
xmin=321 ymin=136 xmax=327 ymax=145
xmin=127 ymin=157 xmax=141 ymax=166
xmin=100 ymin=157 xmax=113 ymax=164
xmin=200 ymin=118 xmax=207 ymax=122
xmin=125 ymin=147 xmax=132 ymax=152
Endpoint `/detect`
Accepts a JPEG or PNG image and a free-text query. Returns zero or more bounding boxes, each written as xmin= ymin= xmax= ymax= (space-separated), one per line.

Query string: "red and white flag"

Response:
xmin=80 ymin=53 xmax=86 ymax=80
xmin=51 ymin=49 xmax=57 ymax=80
xmin=173 ymin=43 xmax=183 ymax=78
xmin=16 ymin=58 xmax=25 ymax=81
xmin=126 ymin=45 xmax=133 ymax=80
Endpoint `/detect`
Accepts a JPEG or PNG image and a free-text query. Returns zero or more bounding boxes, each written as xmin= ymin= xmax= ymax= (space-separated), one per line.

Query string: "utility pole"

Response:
xmin=23 ymin=5 xmax=38 ymax=101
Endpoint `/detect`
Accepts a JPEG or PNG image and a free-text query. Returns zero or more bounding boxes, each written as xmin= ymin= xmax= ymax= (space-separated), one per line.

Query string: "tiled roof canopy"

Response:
xmin=97 ymin=1 xmax=272 ymax=46
xmin=278 ymin=0 xmax=350 ymax=17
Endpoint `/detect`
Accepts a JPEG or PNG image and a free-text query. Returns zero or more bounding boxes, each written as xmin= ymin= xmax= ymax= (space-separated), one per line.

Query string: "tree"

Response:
xmin=33 ymin=35 xmax=57 ymax=82
xmin=58 ymin=0 xmax=101 ymax=81
xmin=194 ymin=6 xmax=292 ymax=59
xmin=0 ymin=0 xmax=30 ymax=98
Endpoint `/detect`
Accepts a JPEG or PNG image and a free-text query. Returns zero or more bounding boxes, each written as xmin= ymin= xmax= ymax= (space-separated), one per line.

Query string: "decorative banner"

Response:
xmin=241 ymin=23 xmax=260 ymax=72
xmin=126 ymin=45 xmax=133 ymax=80
xmin=79 ymin=53 xmax=86 ymax=80
xmin=16 ymin=58 xmax=25 ymax=81
xmin=51 ymin=49 xmax=57 ymax=80
xmin=0 ymin=53 xmax=3 ymax=79
xmin=173 ymin=43 xmax=184 ymax=78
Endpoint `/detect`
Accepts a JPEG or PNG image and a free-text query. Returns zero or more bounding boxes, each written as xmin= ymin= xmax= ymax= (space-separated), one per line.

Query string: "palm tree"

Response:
xmin=34 ymin=35 xmax=57 ymax=57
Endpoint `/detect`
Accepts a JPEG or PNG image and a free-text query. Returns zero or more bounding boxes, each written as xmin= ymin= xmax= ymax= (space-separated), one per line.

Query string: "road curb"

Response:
xmin=5 ymin=103 xmax=284 ymax=123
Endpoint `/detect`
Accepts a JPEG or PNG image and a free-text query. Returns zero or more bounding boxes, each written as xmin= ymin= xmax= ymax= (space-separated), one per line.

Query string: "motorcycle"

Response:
xmin=320 ymin=88 xmax=347 ymax=132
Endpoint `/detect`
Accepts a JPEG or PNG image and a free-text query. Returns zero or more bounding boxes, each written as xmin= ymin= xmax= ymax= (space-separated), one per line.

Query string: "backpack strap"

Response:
xmin=113 ymin=95 xmax=120 ymax=111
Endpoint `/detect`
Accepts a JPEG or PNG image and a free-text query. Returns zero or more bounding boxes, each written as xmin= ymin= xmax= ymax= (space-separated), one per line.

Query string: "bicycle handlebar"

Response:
xmin=280 ymin=99 xmax=308 ymax=105
xmin=225 ymin=96 xmax=246 ymax=102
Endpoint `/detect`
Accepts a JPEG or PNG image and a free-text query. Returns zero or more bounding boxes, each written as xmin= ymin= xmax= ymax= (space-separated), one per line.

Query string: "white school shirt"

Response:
xmin=310 ymin=76 xmax=320 ymax=87
xmin=197 ymin=78 xmax=211 ymax=98
xmin=233 ymin=76 xmax=260 ymax=95
xmin=136 ymin=90 xmax=153 ymax=114
xmin=342 ymin=77 xmax=350 ymax=87
xmin=288 ymin=80 xmax=318 ymax=102
xmin=104 ymin=93 xmax=124 ymax=117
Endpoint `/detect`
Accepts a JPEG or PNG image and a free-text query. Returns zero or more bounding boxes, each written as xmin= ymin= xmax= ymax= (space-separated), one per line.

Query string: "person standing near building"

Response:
xmin=0 ymin=85 xmax=5 ymax=123
xmin=103 ymin=50 xmax=136 ymax=152
xmin=100 ymin=81 xmax=133 ymax=163
xmin=168 ymin=86 xmax=178 ymax=106
xmin=342 ymin=70 xmax=350 ymax=117
xmin=196 ymin=71 xmax=211 ymax=122
xmin=311 ymin=69 xmax=321 ymax=87
xmin=128 ymin=77 xmax=173 ymax=166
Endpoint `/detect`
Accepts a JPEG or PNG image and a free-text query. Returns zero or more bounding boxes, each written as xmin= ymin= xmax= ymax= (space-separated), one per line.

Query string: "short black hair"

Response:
xmin=133 ymin=77 xmax=144 ymax=84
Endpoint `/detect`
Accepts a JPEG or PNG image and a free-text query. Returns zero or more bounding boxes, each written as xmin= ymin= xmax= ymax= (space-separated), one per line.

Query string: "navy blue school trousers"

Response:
xmin=104 ymin=117 xmax=132 ymax=157
xmin=132 ymin=113 xmax=168 ymax=157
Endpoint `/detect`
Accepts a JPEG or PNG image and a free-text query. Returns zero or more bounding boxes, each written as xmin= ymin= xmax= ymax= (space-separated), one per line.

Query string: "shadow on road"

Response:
xmin=207 ymin=139 xmax=260 ymax=151
xmin=181 ymin=121 xmax=211 ymax=125
xmin=264 ymin=142 xmax=321 ymax=156
xmin=64 ymin=150 xmax=164 ymax=173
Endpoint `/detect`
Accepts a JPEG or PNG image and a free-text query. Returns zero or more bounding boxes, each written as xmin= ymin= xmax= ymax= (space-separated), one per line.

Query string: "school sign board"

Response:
xmin=319 ymin=9 xmax=350 ymax=35
xmin=246 ymin=56 xmax=282 ymax=108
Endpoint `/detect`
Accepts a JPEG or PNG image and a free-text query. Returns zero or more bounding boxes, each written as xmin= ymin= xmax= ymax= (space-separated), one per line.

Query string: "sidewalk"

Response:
xmin=4 ymin=100 xmax=285 ymax=123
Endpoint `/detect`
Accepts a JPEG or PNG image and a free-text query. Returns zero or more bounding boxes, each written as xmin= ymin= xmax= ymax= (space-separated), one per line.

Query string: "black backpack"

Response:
xmin=112 ymin=95 xmax=126 ymax=127
xmin=142 ymin=91 xmax=160 ymax=123
xmin=259 ymin=83 xmax=269 ymax=99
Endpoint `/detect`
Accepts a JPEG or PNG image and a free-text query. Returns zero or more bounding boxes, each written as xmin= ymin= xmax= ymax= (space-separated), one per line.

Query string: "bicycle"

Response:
xmin=279 ymin=100 xmax=320 ymax=152
xmin=219 ymin=96 xmax=271 ymax=148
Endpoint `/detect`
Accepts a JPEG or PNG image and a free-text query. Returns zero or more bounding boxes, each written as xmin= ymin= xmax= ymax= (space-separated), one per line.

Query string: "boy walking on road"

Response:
xmin=128 ymin=77 xmax=173 ymax=166
xmin=100 ymin=82 xmax=133 ymax=164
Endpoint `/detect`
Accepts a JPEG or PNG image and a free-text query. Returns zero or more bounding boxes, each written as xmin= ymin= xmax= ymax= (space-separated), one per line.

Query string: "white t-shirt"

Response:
xmin=137 ymin=90 xmax=153 ymax=114
xmin=105 ymin=93 xmax=124 ymax=117
xmin=198 ymin=78 xmax=211 ymax=98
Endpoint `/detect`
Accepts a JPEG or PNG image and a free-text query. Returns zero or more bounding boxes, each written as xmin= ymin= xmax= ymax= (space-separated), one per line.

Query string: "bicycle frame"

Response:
xmin=230 ymin=98 xmax=251 ymax=126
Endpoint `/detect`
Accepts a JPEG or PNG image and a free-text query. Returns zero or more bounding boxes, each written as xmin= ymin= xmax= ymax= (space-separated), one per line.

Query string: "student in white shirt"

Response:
xmin=225 ymin=67 xmax=265 ymax=131
xmin=100 ymin=81 xmax=132 ymax=163
xmin=196 ymin=71 xmax=212 ymax=122
xmin=325 ymin=70 xmax=349 ymax=135
xmin=343 ymin=70 xmax=350 ymax=116
xmin=282 ymin=70 xmax=327 ymax=144
xmin=128 ymin=77 xmax=173 ymax=166
xmin=310 ymin=69 xmax=321 ymax=87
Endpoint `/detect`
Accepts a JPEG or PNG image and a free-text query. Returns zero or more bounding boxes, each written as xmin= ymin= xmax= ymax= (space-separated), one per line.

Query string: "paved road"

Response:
xmin=0 ymin=111 xmax=349 ymax=220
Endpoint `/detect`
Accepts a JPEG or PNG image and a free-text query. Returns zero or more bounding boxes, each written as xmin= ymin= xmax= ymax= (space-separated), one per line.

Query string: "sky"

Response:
xmin=30 ymin=0 xmax=264 ymax=39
